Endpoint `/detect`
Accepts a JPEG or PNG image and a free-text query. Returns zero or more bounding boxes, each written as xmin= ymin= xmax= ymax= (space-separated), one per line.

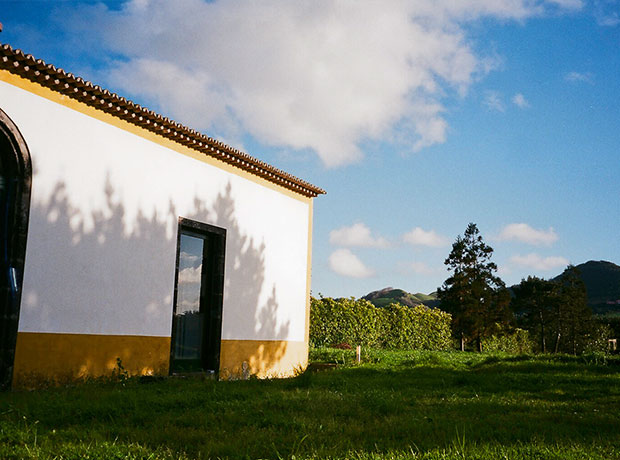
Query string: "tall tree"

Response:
xmin=438 ymin=223 xmax=512 ymax=351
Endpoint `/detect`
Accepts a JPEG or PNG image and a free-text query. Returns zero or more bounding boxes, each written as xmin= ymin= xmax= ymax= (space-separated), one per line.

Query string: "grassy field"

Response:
xmin=1 ymin=349 xmax=619 ymax=459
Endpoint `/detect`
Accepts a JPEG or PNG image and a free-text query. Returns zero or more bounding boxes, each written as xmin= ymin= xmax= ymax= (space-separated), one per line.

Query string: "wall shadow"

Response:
xmin=14 ymin=176 xmax=294 ymax=386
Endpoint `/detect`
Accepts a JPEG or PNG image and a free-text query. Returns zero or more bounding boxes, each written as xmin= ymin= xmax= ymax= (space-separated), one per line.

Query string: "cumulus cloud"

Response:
xmin=565 ymin=71 xmax=594 ymax=83
xmin=483 ymin=90 xmax=505 ymax=112
xmin=403 ymin=227 xmax=449 ymax=247
xmin=59 ymin=0 xmax=579 ymax=167
xmin=329 ymin=222 xmax=388 ymax=248
xmin=497 ymin=223 xmax=558 ymax=246
xmin=329 ymin=249 xmax=374 ymax=278
xmin=178 ymin=264 xmax=202 ymax=285
xmin=510 ymin=253 xmax=569 ymax=270
xmin=180 ymin=251 xmax=201 ymax=264
xmin=512 ymin=93 xmax=530 ymax=108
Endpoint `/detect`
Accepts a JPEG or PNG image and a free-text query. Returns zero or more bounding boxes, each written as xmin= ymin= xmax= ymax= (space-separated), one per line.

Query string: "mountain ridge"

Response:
xmin=552 ymin=260 xmax=620 ymax=314
xmin=362 ymin=260 xmax=620 ymax=314
xmin=362 ymin=287 xmax=439 ymax=308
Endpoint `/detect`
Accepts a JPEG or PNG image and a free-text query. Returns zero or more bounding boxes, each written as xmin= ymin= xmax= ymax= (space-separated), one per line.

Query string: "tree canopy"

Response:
xmin=512 ymin=276 xmax=555 ymax=353
xmin=513 ymin=265 xmax=598 ymax=354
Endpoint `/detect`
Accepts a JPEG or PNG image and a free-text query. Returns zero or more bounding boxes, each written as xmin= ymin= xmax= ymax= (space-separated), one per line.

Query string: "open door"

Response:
xmin=170 ymin=218 xmax=225 ymax=374
xmin=0 ymin=109 xmax=31 ymax=390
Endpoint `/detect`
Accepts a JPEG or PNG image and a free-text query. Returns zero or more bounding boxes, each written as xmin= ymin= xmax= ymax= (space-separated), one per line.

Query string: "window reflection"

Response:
xmin=174 ymin=234 xmax=205 ymax=360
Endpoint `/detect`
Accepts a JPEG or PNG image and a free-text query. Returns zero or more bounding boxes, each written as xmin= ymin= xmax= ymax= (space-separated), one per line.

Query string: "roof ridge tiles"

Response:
xmin=0 ymin=43 xmax=324 ymax=197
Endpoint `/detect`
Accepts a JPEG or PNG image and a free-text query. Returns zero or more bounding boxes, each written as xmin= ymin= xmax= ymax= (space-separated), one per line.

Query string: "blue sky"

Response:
xmin=2 ymin=0 xmax=619 ymax=298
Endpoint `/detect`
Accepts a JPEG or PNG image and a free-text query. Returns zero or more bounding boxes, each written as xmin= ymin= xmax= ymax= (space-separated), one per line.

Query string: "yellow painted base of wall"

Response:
xmin=12 ymin=332 xmax=170 ymax=389
xmin=11 ymin=332 xmax=309 ymax=388
xmin=219 ymin=339 xmax=308 ymax=380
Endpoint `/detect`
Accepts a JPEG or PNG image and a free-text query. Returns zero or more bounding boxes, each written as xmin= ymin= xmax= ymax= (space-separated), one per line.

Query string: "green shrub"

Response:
xmin=481 ymin=326 xmax=533 ymax=354
xmin=381 ymin=303 xmax=452 ymax=350
xmin=310 ymin=297 xmax=452 ymax=351
xmin=582 ymin=322 xmax=614 ymax=353
xmin=309 ymin=297 xmax=384 ymax=347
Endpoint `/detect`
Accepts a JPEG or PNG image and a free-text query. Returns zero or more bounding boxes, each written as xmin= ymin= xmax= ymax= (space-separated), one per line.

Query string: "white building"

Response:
xmin=0 ymin=43 xmax=324 ymax=389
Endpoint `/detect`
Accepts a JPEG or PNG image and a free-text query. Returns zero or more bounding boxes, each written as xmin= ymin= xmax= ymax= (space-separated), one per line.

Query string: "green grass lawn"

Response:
xmin=1 ymin=350 xmax=619 ymax=459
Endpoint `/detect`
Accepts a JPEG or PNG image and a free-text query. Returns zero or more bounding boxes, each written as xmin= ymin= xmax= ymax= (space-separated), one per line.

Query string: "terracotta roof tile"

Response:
xmin=0 ymin=43 xmax=325 ymax=198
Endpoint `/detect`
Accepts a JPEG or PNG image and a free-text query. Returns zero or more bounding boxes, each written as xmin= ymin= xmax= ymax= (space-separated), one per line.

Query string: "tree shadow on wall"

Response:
xmin=211 ymin=184 xmax=290 ymax=379
xmin=17 ymin=176 xmax=291 ymax=386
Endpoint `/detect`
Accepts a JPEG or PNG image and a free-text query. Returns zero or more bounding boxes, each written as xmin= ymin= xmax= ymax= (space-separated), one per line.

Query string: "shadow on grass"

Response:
xmin=1 ymin=355 xmax=619 ymax=459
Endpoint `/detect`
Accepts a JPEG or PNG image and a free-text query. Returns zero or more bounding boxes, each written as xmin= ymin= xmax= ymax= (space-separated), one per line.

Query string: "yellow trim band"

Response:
xmin=219 ymin=339 xmax=308 ymax=379
xmin=12 ymin=333 xmax=309 ymax=387
xmin=12 ymin=332 xmax=170 ymax=388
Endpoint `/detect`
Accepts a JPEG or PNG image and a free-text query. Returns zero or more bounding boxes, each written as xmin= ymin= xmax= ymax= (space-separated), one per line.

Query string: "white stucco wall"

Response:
xmin=0 ymin=78 xmax=311 ymax=342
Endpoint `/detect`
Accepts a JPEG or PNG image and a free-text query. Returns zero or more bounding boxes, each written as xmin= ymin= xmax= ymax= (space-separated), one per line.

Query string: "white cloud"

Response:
xmin=512 ymin=93 xmax=530 ymax=108
xmin=410 ymin=261 xmax=436 ymax=275
xmin=180 ymin=251 xmax=201 ymax=264
xmin=329 ymin=222 xmax=388 ymax=248
xmin=178 ymin=265 xmax=202 ymax=284
xmin=483 ymin=90 xmax=505 ymax=112
xmin=597 ymin=14 xmax=620 ymax=26
xmin=510 ymin=253 xmax=569 ymax=271
xmin=565 ymin=71 xmax=594 ymax=83
xmin=61 ymin=0 xmax=580 ymax=167
xmin=497 ymin=265 xmax=512 ymax=276
xmin=106 ymin=58 xmax=231 ymax=133
xmin=403 ymin=227 xmax=449 ymax=247
xmin=329 ymin=249 xmax=374 ymax=278
xmin=178 ymin=298 xmax=200 ymax=312
xmin=497 ymin=223 xmax=558 ymax=246
xmin=594 ymin=1 xmax=620 ymax=26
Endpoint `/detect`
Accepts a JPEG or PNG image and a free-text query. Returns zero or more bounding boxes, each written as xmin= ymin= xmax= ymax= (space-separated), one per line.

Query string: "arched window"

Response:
xmin=0 ymin=108 xmax=31 ymax=390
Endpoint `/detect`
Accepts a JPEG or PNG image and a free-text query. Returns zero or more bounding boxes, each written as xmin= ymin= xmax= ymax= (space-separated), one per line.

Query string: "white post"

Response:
xmin=356 ymin=345 xmax=361 ymax=364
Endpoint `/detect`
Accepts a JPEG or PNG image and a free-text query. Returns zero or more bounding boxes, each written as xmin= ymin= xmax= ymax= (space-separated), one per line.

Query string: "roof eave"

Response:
xmin=0 ymin=43 xmax=325 ymax=198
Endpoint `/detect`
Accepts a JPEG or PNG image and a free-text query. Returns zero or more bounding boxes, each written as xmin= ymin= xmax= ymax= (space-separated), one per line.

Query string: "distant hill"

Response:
xmin=364 ymin=261 xmax=620 ymax=315
xmin=553 ymin=260 xmax=620 ymax=314
xmin=363 ymin=287 xmax=439 ymax=308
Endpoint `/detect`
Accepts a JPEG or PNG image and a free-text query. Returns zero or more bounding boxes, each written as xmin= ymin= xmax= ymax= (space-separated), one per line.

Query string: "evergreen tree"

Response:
xmin=438 ymin=223 xmax=512 ymax=351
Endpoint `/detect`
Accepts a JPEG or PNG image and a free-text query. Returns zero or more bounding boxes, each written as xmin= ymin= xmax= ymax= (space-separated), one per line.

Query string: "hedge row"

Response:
xmin=481 ymin=327 xmax=533 ymax=354
xmin=309 ymin=297 xmax=452 ymax=350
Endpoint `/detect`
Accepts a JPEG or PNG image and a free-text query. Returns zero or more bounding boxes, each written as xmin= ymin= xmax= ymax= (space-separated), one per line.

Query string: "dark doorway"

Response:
xmin=170 ymin=218 xmax=225 ymax=374
xmin=0 ymin=108 xmax=31 ymax=390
